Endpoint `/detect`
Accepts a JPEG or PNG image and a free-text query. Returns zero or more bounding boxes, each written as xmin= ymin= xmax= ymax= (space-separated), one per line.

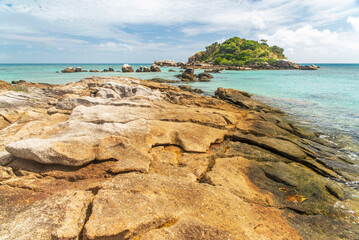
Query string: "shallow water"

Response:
xmin=1 ymin=63 xmax=358 ymax=160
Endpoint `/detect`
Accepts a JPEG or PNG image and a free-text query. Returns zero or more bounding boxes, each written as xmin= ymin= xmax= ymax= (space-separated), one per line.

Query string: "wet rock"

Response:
xmin=198 ymin=72 xmax=214 ymax=79
xmin=198 ymin=76 xmax=211 ymax=82
xmin=326 ymin=181 xmax=345 ymax=200
xmin=231 ymin=133 xmax=307 ymax=161
xmin=180 ymin=68 xmax=196 ymax=81
xmin=179 ymin=85 xmax=204 ymax=93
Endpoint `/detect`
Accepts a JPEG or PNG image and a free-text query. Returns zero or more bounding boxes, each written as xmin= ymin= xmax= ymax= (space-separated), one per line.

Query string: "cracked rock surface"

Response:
xmin=0 ymin=76 xmax=358 ymax=239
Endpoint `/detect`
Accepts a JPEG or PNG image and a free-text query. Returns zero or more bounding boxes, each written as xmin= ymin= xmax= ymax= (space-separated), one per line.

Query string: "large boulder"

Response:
xmin=198 ymin=72 xmax=214 ymax=79
xmin=150 ymin=64 xmax=161 ymax=72
xmin=180 ymin=68 xmax=196 ymax=82
xmin=136 ymin=66 xmax=143 ymax=72
xmin=122 ymin=64 xmax=134 ymax=72
xmin=61 ymin=66 xmax=75 ymax=73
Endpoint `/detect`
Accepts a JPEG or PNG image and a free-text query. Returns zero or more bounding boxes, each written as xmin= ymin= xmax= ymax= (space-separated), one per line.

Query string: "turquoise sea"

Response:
xmin=1 ymin=63 xmax=359 ymax=161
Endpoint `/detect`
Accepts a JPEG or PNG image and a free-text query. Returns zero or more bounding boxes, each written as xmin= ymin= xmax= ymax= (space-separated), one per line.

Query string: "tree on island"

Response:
xmin=188 ymin=37 xmax=286 ymax=67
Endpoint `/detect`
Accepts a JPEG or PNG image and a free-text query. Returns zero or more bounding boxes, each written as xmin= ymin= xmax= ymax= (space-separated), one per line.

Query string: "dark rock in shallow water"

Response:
xmin=61 ymin=66 xmax=75 ymax=73
xmin=179 ymin=85 xmax=203 ymax=93
xmin=149 ymin=78 xmax=177 ymax=83
xmin=180 ymin=68 xmax=196 ymax=82
xmin=150 ymin=64 xmax=161 ymax=72
xmin=143 ymin=66 xmax=151 ymax=72
xmin=136 ymin=66 xmax=143 ymax=72
xmin=198 ymin=77 xmax=211 ymax=82
xmin=198 ymin=72 xmax=214 ymax=79
xmin=11 ymin=80 xmax=26 ymax=85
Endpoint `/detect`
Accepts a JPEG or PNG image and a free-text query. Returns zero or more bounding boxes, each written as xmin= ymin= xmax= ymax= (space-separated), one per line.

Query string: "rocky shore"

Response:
xmin=0 ymin=77 xmax=358 ymax=239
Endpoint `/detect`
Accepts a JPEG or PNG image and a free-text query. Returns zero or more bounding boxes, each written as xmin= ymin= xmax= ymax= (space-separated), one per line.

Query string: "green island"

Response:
xmin=189 ymin=37 xmax=285 ymax=67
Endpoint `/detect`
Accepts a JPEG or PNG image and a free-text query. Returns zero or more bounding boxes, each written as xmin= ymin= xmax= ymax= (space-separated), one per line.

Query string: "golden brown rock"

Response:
xmin=0 ymin=76 xmax=357 ymax=240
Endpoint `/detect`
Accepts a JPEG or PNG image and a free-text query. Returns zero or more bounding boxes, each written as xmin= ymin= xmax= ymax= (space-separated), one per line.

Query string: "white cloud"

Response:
xmin=0 ymin=0 xmax=359 ymax=62
xmin=2 ymin=0 xmax=358 ymax=36
xmin=347 ymin=16 xmax=359 ymax=31
xmin=259 ymin=24 xmax=359 ymax=63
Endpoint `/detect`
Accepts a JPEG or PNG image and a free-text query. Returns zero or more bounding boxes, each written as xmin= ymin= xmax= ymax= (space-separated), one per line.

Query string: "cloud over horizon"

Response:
xmin=0 ymin=0 xmax=359 ymax=63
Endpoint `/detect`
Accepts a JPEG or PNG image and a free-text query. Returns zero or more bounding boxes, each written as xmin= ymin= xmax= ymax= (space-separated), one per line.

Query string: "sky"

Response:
xmin=0 ymin=0 xmax=359 ymax=63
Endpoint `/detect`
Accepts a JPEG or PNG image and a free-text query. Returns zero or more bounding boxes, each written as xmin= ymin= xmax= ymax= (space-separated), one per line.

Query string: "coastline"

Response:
xmin=0 ymin=76 xmax=358 ymax=239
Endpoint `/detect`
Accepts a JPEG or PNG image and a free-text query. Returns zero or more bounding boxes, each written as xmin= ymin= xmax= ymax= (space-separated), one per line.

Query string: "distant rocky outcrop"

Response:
xmin=75 ymin=67 xmax=82 ymax=72
xmin=136 ymin=66 xmax=143 ymax=72
xmin=143 ymin=66 xmax=151 ymax=72
xmin=150 ymin=64 xmax=161 ymax=72
xmin=122 ymin=64 xmax=134 ymax=72
xmin=61 ymin=66 xmax=75 ymax=73
xmin=154 ymin=60 xmax=176 ymax=67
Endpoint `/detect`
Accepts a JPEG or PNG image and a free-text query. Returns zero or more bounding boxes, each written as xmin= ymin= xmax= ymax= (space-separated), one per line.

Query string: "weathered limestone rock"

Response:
xmin=122 ymin=64 xmax=134 ymax=72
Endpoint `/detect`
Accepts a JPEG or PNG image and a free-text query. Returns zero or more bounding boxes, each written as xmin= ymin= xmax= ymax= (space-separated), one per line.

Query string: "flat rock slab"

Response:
xmin=83 ymin=173 xmax=302 ymax=240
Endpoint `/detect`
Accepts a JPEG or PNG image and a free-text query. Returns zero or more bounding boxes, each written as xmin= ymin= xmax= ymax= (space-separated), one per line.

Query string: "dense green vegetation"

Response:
xmin=190 ymin=37 xmax=286 ymax=66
